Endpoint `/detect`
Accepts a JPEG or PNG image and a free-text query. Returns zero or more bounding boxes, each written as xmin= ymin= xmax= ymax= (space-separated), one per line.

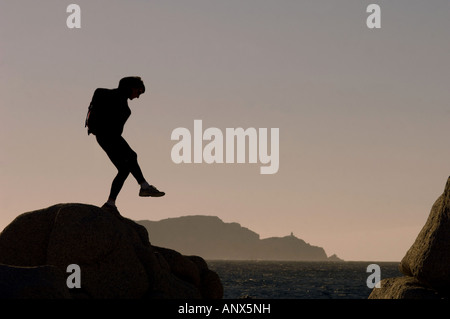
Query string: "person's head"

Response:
xmin=118 ymin=76 xmax=145 ymax=100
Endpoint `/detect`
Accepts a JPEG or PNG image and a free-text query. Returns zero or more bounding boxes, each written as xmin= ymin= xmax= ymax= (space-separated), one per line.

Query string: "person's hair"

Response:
xmin=118 ymin=76 xmax=145 ymax=96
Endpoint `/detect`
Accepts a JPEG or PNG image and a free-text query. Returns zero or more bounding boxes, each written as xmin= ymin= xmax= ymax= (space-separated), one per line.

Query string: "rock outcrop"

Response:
xmin=369 ymin=177 xmax=450 ymax=299
xmin=368 ymin=276 xmax=440 ymax=299
xmin=327 ymin=254 xmax=344 ymax=262
xmin=0 ymin=203 xmax=223 ymax=299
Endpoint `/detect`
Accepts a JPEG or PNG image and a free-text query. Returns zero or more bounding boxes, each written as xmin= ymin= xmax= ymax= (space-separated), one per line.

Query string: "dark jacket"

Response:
xmin=87 ymin=88 xmax=131 ymax=136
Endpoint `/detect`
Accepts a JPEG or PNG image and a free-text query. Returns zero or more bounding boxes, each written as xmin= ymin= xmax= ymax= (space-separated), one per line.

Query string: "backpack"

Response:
xmin=85 ymin=103 xmax=93 ymax=135
xmin=85 ymin=88 xmax=129 ymax=136
xmin=85 ymin=88 xmax=107 ymax=135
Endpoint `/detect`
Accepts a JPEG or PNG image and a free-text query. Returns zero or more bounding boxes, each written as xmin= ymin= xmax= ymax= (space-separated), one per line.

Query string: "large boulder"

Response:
xmin=369 ymin=177 xmax=450 ymax=299
xmin=0 ymin=203 xmax=223 ymax=299
xmin=399 ymin=177 xmax=450 ymax=292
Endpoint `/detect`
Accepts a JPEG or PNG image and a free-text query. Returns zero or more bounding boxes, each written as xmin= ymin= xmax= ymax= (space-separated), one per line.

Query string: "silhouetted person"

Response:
xmin=86 ymin=76 xmax=165 ymax=211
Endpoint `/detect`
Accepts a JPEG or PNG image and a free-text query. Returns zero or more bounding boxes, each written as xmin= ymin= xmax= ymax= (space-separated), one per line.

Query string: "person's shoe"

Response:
xmin=101 ymin=202 xmax=118 ymax=210
xmin=139 ymin=184 xmax=165 ymax=197
xmin=101 ymin=203 xmax=125 ymax=220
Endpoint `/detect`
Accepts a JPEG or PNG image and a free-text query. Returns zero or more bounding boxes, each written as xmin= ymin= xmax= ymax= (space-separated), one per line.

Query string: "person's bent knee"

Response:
xmin=116 ymin=165 xmax=131 ymax=177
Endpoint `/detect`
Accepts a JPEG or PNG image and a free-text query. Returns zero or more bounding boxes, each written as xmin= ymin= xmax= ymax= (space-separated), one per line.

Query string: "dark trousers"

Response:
xmin=96 ymin=134 xmax=145 ymax=200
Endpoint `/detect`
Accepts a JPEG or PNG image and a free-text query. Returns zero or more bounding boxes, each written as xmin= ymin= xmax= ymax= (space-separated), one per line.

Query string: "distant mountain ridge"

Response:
xmin=137 ymin=215 xmax=341 ymax=261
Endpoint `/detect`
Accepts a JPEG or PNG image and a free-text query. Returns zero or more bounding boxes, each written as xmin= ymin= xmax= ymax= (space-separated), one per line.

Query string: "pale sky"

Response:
xmin=1 ymin=0 xmax=450 ymax=261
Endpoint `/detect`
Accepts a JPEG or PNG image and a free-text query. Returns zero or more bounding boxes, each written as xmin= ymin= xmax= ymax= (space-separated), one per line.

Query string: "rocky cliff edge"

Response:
xmin=369 ymin=177 xmax=450 ymax=299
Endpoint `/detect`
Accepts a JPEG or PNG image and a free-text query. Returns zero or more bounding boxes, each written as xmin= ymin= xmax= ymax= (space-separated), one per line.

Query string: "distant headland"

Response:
xmin=137 ymin=215 xmax=342 ymax=262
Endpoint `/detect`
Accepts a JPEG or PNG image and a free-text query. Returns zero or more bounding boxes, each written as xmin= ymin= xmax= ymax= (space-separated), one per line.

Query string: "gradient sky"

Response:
xmin=1 ymin=0 xmax=450 ymax=261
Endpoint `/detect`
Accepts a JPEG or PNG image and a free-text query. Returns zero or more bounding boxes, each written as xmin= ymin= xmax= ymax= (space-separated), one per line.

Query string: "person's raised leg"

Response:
xmin=122 ymin=142 xmax=165 ymax=198
xmin=128 ymin=158 xmax=165 ymax=197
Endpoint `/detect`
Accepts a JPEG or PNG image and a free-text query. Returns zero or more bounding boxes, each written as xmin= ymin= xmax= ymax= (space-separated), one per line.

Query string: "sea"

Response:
xmin=207 ymin=260 xmax=402 ymax=299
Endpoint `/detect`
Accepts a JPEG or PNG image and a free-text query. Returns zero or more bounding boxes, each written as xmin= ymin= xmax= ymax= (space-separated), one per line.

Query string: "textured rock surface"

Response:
xmin=0 ymin=203 xmax=223 ymax=299
xmin=368 ymin=276 xmax=440 ymax=299
xmin=0 ymin=264 xmax=71 ymax=299
xmin=399 ymin=178 xmax=450 ymax=290
xmin=370 ymin=177 xmax=450 ymax=299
